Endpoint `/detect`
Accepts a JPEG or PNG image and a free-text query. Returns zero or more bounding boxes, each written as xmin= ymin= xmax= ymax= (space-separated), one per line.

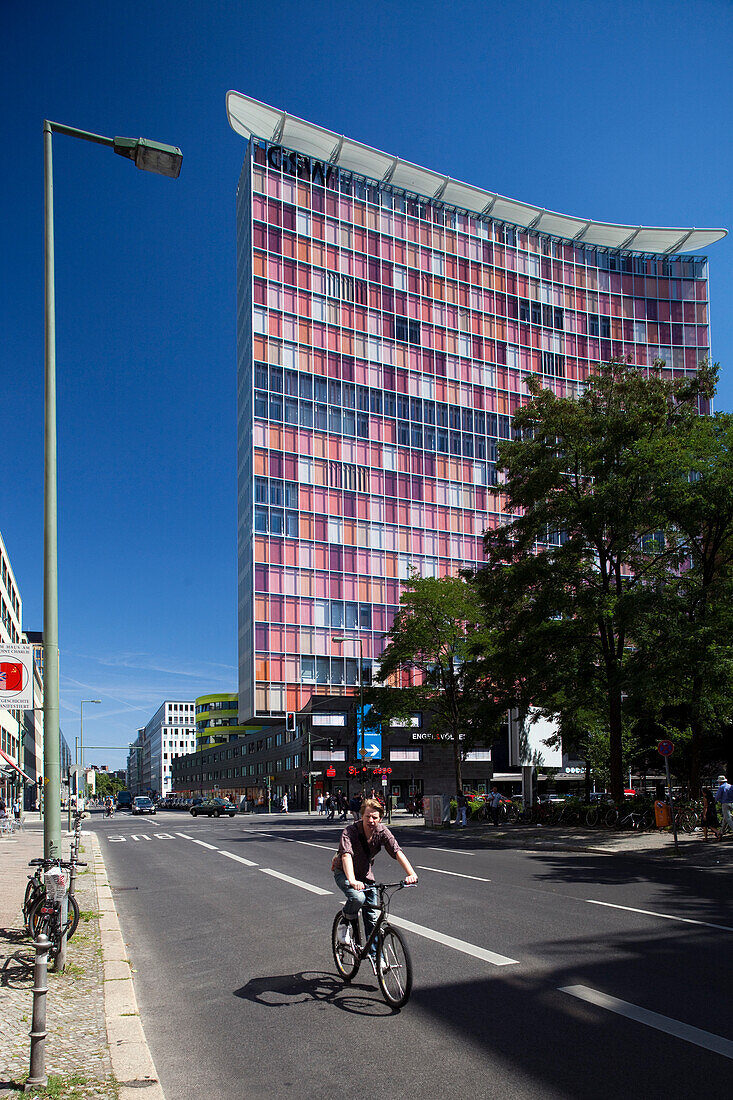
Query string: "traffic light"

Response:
xmin=286 ymin=711 xmax=296 ymax=732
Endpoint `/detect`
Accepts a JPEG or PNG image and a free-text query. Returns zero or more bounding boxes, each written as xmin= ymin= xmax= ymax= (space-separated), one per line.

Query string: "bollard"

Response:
xmin=25 ymin=933 xmax=50 ymax=1090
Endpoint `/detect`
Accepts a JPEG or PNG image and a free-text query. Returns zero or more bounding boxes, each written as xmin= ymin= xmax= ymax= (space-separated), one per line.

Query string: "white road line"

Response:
xmin=175 ymin=832 xmax=219 ymax=851
xmin=259 ymin=868 xmax=333 ymax=895
xmin=559 ymin=985 xmax=733 ymax=1060
xmin=416 ymin=865 xmax=491 ymax=883
xmin=587 ymin=899 xmax=733 ymax=933
xmin=426 ymin=847 xmax=474 ymax=856
xmin=219 ymin=850 xmax=258 ymax=867
xmin=390 ymin=916 xmax=517 ymax=966
xmin=242 ymin=830 xmax=334 ymax=852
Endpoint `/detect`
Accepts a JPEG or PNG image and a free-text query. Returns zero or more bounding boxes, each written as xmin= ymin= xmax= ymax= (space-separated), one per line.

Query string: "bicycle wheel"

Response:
xmin=604 ymin=807 xmax=619 ymax=828
xmin=23 ymin=881 xmax=42 ymax=932
xmin=680 ymin=811 xmax=696 ymax=834
xmin=66 ymin=893 xmax=80 ymax=938
xmin=585 ymin=807 xmax=599 ymax=827
xmin=331 ymin=912 xmax=360 ymax=982
xmin=376 ymin=926 xmax=412 ymax=1010
xmin=29 ymin=893 xmax=79 ymax=940
xmin=639 ymin=810 xmax=654 ymax=830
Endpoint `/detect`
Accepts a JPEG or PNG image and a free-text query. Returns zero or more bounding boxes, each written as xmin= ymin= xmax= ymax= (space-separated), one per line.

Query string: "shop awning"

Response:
xmin=0 ymin=746 xmax=34 ymax=783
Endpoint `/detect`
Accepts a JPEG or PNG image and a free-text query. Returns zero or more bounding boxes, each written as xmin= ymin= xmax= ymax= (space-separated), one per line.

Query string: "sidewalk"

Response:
xmin=250 ymin=807 xmax=733 ymax=867
xmin=0 ymin=819 xmax=162 ymax=1100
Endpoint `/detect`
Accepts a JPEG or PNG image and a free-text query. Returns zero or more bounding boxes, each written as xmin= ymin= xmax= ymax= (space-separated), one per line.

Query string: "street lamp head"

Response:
xmin=332 ymin=636 xmax=345 ymax=644
xmin=113 ymin=136 xmax=183 ymax=178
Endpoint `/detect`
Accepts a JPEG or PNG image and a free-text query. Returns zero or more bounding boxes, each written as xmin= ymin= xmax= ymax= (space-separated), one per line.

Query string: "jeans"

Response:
xmin=334 ymin=871 xmax=379 ymax=956
xmin=456 ymin=806 xmax=467 ymax=826
xmin=721 ymin=802 xmax=733 ymax=835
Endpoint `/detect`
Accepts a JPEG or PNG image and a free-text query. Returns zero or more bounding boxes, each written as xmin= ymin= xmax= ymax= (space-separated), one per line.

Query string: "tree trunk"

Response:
xmin=608 ymin=688 xmax=624 ymax=802
xmin=584 ymin=756 xmax=592 ymax=802
xmin=453 ymin=730 xmax=463 ymax=796
xmin=688 ymin=672 xmax=703 ymax=797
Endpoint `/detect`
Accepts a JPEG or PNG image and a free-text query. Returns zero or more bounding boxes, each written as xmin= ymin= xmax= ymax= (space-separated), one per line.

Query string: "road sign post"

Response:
xmin=658 ymin=741 xmax=679 ymax=855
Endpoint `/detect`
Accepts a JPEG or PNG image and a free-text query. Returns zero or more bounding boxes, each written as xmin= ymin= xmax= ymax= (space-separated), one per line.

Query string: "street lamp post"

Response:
xmin=42 ymin=120 xmax=182 ymax=860
xmin=332 ymin=633 xmax=365 ymax=787
xmin=79 ymin=699 xmax=101 ymax=804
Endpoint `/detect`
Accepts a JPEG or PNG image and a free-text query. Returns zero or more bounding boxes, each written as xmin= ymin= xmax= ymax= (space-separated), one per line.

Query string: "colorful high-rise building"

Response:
xmin=227 ymin=91 xmax=726 ymax=724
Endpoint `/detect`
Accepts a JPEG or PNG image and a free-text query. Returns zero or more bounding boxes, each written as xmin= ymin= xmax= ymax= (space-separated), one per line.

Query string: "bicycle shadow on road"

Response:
xmin=234 ymin=969 xmax=395 ymax=1017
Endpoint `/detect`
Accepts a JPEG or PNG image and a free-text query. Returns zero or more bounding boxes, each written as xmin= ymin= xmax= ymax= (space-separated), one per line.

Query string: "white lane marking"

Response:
xmin=426 ymin=847 xmax=474 ymax=856
xmin=175 ymin=832 xmax=219 ymax=851
xmin=153 ymin=833 xmax=175 ymax=840
xmin=560 ymin=985 xmax=733 ymax=1060
xmin=219 ymin=850 xmax=258 ymax=867
xmin=129 ymin=835 xmax=152 ymax=841
xmin=267 ymin=835 xmax=335 ymax=851
xmin=390 ymin=915 xmax=517 ymax=966
xmin=107 ymin=836 xmax=126 ymax=842
xmin=259 ymin=869 xmax=333 ymax=896
xmin=587 ymin=899 xmax=733 ymax=933
xmin=416 ymin=865 xmax=491 ymax=883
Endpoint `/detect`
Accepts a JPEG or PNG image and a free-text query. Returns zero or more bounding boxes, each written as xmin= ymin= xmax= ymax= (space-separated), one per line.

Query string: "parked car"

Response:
xmin=190 ymin=797 xmax=236 ymax=818
xmin=132 ymin=796 xmax=156 ymax=816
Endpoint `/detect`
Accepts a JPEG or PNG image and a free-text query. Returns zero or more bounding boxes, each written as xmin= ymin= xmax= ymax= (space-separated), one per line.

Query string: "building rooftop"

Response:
xmin=227 ymin=90 xmax=726 ymax=256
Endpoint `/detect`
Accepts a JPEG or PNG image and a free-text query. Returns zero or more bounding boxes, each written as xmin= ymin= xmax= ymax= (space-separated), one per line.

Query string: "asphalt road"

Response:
xmin=88 ymin=811 xmax=732 ymax=1100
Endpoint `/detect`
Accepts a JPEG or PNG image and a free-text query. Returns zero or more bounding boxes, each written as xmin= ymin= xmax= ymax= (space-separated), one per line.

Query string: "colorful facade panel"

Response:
xmin=237 ymin=140 xmax=711 ymax=719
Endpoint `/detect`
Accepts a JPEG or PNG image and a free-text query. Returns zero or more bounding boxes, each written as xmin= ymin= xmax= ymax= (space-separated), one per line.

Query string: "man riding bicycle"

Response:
xmin=332 ymin=798 xmax=418 ymax=971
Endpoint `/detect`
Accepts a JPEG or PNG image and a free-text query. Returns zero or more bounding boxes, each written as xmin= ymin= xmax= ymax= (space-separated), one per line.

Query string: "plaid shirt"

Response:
xmin=337 ymin=821 xmax=401 ymax=882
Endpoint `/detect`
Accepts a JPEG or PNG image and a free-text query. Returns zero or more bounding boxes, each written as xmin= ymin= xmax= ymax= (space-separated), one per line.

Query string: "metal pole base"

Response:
xmin=26 ymin=934 xmax=50 ymax=1089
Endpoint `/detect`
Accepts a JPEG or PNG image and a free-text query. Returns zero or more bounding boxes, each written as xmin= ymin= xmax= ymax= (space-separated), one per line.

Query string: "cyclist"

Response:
xmin=332 ymin=798 xmax=418 ymax=971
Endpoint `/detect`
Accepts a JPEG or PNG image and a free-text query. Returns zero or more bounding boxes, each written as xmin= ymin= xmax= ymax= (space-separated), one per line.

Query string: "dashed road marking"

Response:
xmin=416 ymin=865 xmax=491 ymax=883
xmin=219 ymin=850 xmax=258 ymax=867
xmin=426 ymin=847 xmax=474 ymax=856
xmin=259 ymin=868 xmax=333 ymax=895
xmin=586 ymin=899 xmax=733 ymax=932
xmin=389 ymin=915 xmax=517 ymax=966
xmin=175 ymin=832 xmax=219 ymax=851
xmin=560 ymin=985 xmax=733 ymax=1059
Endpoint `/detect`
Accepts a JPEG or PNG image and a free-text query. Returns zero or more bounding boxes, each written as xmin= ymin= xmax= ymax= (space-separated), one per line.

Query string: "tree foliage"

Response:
xmin=473 ymin=358 xmax=716 ymax=800
xmin=370 ymin=573 xmax=498 ymax=794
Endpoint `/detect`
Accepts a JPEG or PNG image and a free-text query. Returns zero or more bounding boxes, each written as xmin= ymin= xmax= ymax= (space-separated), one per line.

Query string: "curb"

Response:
xmin=90 ymin=834 xmax=165 ymax=1100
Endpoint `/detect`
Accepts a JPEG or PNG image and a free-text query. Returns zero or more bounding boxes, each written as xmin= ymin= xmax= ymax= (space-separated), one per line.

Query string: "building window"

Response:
xmin=389 ymin=750 xmax=421 ymax=761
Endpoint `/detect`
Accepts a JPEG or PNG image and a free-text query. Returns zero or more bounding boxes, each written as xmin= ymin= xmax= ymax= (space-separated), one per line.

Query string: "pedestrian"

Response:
xmin=281 ymin=793 xmax=289 ymax=814
xmin=714 ymin=774 xmax=733 ymax=838
xmin=326 ymin=793 xmax=336 ymax=821
xmin=13 ymin=798 xmax=21 ymax=821
xmin=0 ymin=795 xmax=6 ymax=818
xmin=488 ymin=785 xmax=502 ymax=827
xmin=349 ymin=792 xmax=361 ymax=821
xmin=455 ymin=788 xmax=468 ymax=827
xmin=317 ymin=793 xmax=324 ymax=815
xmin=338 ymin=789 xmax=348 ymax=821
xmin=701 ymin=787 xmax=719 ymax=842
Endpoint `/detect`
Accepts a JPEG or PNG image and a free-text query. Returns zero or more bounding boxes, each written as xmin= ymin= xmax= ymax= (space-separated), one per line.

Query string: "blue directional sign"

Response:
xmin=357 ymin=704 xmax=381 ymax=759
xmin=364 ymin=733 xmax=382 ymax=761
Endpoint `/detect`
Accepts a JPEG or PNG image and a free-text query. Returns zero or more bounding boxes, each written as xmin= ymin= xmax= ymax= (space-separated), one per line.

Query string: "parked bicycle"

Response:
xmin=604 ymin=804 xmax=654 ymax=830
xmin=24 ymin=856 xmax=84 ymax=940
xmin=25 ymin=858 xmax=84 ymax=970
xmin=332 ymin=881 xmax=415 ymax=1009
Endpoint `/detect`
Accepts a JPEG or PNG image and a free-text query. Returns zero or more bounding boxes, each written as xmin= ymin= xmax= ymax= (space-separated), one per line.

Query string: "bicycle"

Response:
xmin=332 ymin=881 xmax=415 ymax=1010
xmin=26 ymin=859 xmax=83 ymax=971
xmin=604 ymin=805 xmax=654 ymax=830
xmin=24 ymin=857 xmax=84 ymax=940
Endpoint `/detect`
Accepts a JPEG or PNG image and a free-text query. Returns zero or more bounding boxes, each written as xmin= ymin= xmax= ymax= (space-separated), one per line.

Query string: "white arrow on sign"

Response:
xmin=365 ymin=742 xmax=381 ymax=760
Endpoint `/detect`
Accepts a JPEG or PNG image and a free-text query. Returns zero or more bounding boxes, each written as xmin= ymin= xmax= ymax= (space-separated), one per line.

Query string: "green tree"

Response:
xmin=474 ymin=359 xmax=714 ymax=801
xmin=635 ymin=411 xmax=733 ymax=792
xmin=371 ymin=573 xmax=496 ymax=795
xmin=94 ymin=772 xmax=125 ymax=800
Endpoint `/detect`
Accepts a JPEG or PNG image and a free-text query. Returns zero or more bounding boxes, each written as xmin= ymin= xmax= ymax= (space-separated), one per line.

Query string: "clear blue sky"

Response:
xmin=3 ymin=0 xmax=732 ymax=767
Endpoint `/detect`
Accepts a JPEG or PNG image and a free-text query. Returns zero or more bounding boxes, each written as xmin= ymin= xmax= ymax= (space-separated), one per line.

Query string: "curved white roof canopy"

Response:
xmin=227 ymin=91 xmax=726 ymax=256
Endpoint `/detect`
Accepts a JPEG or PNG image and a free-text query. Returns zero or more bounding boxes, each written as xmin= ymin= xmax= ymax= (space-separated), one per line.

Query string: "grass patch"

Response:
xmin=60 ymin=961 xmax=85 ymax=978
xmin=19 ymin=1072 xmax=88 ymax=1098
xmin=79 ymin=910 xmax=100 ymax=922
